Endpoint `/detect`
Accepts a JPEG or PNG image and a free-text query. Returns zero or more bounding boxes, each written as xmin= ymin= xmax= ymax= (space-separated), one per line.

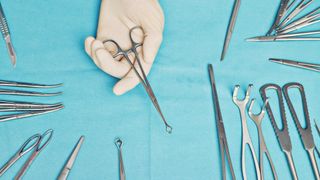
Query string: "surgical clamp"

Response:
xmin=0 ymin=2 xmax=16 ymax=66
xmin=283 ymin=82 xmax=319 ymax=179
xmin=208 ymin=64 xmax=235 ymax=180
xmin=233 ymin=85 xmax=260 ymax=180
xmin=58 ymin=136 xmax=85 ymax=180
xmin=0 ymin=129 xmax=53 ymax=178
xmin=115 ymin=138 xmax=126 ymax=180
xmin=267 ymin=0 xmax=291 ymax=35
xmin=260 ymin=84 xmax=297 ymax=180
xmin=269 ymin=58 xmax=320 ymax=73
xmin=103 ymin=26 xmax=172 ymax=134
xmin=220 ymin=0 xmax=241 ymax=60
xmin=248 ymin=99 xmax=278 ymax=180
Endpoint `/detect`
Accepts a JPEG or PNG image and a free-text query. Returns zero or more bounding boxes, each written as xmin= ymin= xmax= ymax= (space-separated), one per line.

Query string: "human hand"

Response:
xmin=85 ymin=0 xmax=164 ymax=95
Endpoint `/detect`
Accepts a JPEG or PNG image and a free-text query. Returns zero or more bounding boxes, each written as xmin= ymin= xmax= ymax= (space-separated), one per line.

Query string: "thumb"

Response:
xmin=143 ymin=32 xmax=163 ymax=64
xmin=113 ymin=75 xmax=140 ymax=96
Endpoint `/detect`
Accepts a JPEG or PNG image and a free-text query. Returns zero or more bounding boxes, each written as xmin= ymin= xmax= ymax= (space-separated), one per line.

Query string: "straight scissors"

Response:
xmin=248 ymin=99 xmax=278 ymax=180
xmin=269 ymin=58 xmax=320 ymax=73
xmin=208 ymin=64 xmax=235 ymax=180
xmin=233 ymin=85 xmax=260 ymax=180
xmin=103 ymin=26 xmax=172 ymax=133
xmin=260 ymin=84 xmax=298 ymax=180
xmin=283 ymin=83 xmax=319 ymax=179
xmin=0 ymin=129 xmax=53 ymax=178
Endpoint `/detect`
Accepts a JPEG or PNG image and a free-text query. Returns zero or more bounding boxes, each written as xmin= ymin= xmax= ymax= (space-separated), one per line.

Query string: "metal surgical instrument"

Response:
xmin=0 ymin=2 xmax=16 ymax=66
xmin=0 ymin=129 xmax=52 ymax=178
xmin=220 ymin=0 xmax=241 ymax=61
xmin=248 ymin=99 xmax=278 ymax=180
xmin=58 ymin=136 xmax=85 ymax=180
xmin=269 ymin=58 xmax=320 ymax=73
xmin=233 ymin=85 xmax=260 ymax=180
xmin=15 ymin=129 xmax=53 ymax=180
xmin=103 ymin=26 xmax=172 ymax=134
xmin=115 ymin=138 xmax=126 ymax=180
xmin=283 ymin=82 xmax=319 ymax=179
xmin=315 ymin=120 xmax=320 ymax=157
xmin=208 ymin=64 xmax=235 ymax=180
xmin=267 ymin=0 xmax=291 ymax=35
xmin=260 ymin=84 xmax=298 ymax=180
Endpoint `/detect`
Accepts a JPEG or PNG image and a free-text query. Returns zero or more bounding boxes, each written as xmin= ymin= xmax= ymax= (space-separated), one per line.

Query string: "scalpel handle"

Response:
xmin=57 ymin=168 xmax=70 ymax=180
xmin=284 ymin=151 xmax=298 ymax=180
xmin=0 ymin=3 xmax=10 ymax=38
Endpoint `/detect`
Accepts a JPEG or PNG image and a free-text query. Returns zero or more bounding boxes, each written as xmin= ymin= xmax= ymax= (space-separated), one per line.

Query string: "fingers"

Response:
xmin=113 ymin=76 xmax=140 ymax=96
xmin=143 ymin=32 xmax=163 ymax=64
xmin=84 ymin=37 xmax=131 ymax=78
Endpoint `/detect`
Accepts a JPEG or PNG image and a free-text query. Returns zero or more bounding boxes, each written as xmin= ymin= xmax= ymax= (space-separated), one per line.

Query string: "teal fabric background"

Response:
xmin=0 ymin=0 xmax=319 ymax=179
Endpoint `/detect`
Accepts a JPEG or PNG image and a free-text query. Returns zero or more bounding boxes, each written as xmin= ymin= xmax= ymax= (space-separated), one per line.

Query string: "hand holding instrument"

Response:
xmin=58 ymin=136 xmax=85 ymax=180
xmin=208 ymin=64 xmax=235 ymax=180
xmin=15 ymin=129 xmax=53 ymax=180
xmin=115 ymin=138 xmax=126 ymax=180
xmin=283 ymin=82 xmax=319 ymax=179
xmin=103 ymin=26 xmax=171 ymax=133
xmin=260 ymin=84 xmax=297 ymax=180
xmin=220 ymin=0 xmax=241 ymax=61
xmin=0 ymin=2 xmax=16 ymax=66
xmin=269 ymin=58 xmax=320 ymax=73
xmin=248 ymin=99 xmax=278 ymax=180
xmin=233 ymin=85 xmax=260 ymax=180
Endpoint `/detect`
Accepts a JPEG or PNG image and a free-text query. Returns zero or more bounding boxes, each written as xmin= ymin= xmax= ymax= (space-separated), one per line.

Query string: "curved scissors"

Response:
xmin=103 ymin=26 xmax=172 ymax=133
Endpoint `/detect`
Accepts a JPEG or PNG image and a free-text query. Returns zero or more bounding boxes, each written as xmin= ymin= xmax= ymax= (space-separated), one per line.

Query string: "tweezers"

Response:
xmin=208 ymin=64 xmax=235 ymax=180
xmin=269 ymin=58 xmax=320 ymax=72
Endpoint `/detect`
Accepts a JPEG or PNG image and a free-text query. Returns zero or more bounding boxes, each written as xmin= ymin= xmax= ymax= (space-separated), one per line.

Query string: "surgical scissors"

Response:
xmin=208 ymin=64 xmax=235 ymax=180
xmin=58 ymin=136 xmax=85 ymax=180
xmin=115 ymin=138 xmax=126 ymax=180
xmin=248 ymin=99 xmax=278 ymax=180
xmin=269 ymin=58 xmax=320 ymax=73
xmin=0 ymin=2 xmax=16 ymax=66
xmin=233 ymin=85 xmax=260 ymax=180
xmin=283 ymin=82 xmax=319 ymax=179
xmin=15 ymin=129 xmax=53 ymax=179
xmin=220 ymin=0 xmax=241 ymax=60
xmin=260 ymin=84 xmax=298 ymax=180
xmin=103 ymin=26 xmax=172 ymax=133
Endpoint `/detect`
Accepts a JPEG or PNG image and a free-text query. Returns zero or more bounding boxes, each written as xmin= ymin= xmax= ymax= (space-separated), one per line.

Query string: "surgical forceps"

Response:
xmin=248 ymin=99 xmax=278 ymax=180
xmin=233 ymin=85 xmax=260 ymax=180
xmin=260 ymin=84 xmax=298 ymax=180
xmin=58 ymin=136 xmax=85 ymax=180
xmin=0 ymin=2 xmax=16 ymax=66
xmin=269 ymin=58 xmax=320 ymax=73
xmin=0 ymin=129 xmax=53 ymax=178
xmin=315 ymin=120 xmax=320 ymax=157
xmin=283 ymin=82 xmax=319 ymax=179
xmin=103 ymin=26 xmax=172 ymax=133
xmin=220 ymin=0 xmax=241 ymax=60
xmin=115 ymin=138 xmax=126 ymax=180
xmin=208 ymin=64 xmax=235 ymax=180
xmin=267 ymin=0 xmax=291 ymax=35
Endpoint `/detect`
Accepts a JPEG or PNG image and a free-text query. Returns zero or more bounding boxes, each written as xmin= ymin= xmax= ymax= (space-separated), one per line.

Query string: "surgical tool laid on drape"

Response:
xmin=58 ymin=136 xmax=85 ymax=180
xmin=269 ymin=58 xmax=320 ymax=73
xmin=248 ymin=99 xmax=278 ymax=180
xmin=0 ymin=79 xmax=63 ymax=123
xmin=247 ymin=0 xmax=320 ymax=42
xmin=315 ymin=120 xmax=320 ymax=157
xmin=260 ymin=84 xmax=298 ymax=180
xmin=103 ymin=26 xmax=172 ymax=134
xmin=115 ymin=138 xmax=126 ymax=180
xmin=0 ymin=2 xmax=16 ymax=66
xmin=0 ymin=129 xmax=53 ymax=178
xmin=233 ymin=85 xmax=260 ymax=180
xmin=220 ymin=0 xmax=241 ymax=61
xmin=283 ymin=82 xmax=319 ymax=179
xmin=208 ymin=64 xmax=235 ymax=180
